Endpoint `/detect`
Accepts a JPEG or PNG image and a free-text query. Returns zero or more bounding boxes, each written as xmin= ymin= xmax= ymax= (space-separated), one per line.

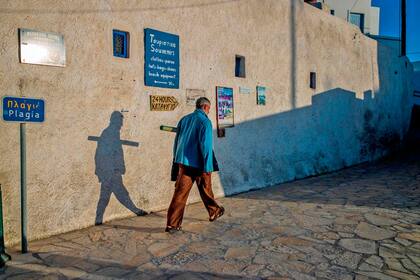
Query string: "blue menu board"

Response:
xmin=144 ymin=28 xmax=179 ymax=89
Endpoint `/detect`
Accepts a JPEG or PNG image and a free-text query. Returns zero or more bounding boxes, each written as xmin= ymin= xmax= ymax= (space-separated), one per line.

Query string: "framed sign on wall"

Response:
xmin=186 ymin=89 xmax=206 ymax=106
xmin=19 ymin=28 xmax=66 ymax=67
xmin=257 ymin=86 xmax=266 ymax=105
xmin=144 ymin=28 xmax=179 ymax=89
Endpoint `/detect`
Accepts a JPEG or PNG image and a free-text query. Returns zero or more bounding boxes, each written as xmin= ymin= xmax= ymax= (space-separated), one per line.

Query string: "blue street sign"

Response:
xmin=2 ymin=96 xmax=45 ymax=123
xmin=144 ymin=28 xmax=179 ymax=89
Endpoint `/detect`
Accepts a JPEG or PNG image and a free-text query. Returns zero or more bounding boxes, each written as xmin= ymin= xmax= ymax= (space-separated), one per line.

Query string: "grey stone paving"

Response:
xmin=1 ymin=155 xmax=419 ymax=279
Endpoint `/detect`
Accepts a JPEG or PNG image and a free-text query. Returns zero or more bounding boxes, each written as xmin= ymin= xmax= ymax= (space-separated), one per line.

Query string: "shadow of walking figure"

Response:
xmin=94 ymin=111 xmax=145 ymax=225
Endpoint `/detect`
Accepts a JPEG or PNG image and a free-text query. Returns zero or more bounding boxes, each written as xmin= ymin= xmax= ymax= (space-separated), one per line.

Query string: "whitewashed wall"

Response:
xmin=0 ymin=0 xmax=412 ymax=245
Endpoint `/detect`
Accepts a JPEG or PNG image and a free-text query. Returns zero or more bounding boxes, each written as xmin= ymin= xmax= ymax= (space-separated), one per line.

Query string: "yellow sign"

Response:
xmin=150 ymin=95 xmax=179 ymax=111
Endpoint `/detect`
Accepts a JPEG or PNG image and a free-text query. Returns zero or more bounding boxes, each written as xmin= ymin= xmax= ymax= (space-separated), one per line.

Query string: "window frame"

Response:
xmin=349 ymin=12 xmax=365 ymax=33
xmin=113 ymin=29 xmax=129 ymax=58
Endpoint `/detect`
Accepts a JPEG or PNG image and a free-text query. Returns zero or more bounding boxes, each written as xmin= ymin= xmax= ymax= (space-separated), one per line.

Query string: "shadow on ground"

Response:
xmin=3 ymin=152 xmax=419 ymax=279
xmin=236 ymin=153 xmax=420 ymax=211
xmin=3 ymin=253 xmax=248 ymax=279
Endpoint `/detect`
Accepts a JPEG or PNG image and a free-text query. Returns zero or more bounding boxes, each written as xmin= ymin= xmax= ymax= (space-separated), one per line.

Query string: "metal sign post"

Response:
xmin=2 ymin=96 xmax=45 ymax=254
xmin=20 ymin=123 xmax=27 ymax=253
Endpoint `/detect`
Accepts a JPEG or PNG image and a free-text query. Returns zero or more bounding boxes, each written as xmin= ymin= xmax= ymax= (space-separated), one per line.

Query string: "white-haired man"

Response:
xmin=166 ymin=97 xmax=224 ymax=232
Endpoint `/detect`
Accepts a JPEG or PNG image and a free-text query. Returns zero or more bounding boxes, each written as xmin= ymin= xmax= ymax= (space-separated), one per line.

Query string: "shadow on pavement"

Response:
xmin=234 ymin=153 xmax=420 ymax=211
xmin=103 ymin=224 xmax=163 ymax=234
xmin=2 ymin=252 xmax=250 ymax=279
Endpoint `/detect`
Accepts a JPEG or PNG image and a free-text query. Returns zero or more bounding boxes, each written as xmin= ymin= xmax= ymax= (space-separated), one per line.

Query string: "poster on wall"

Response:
xmin=256 ymin=86 xmax=266 ymax=105
xmin=186 ymin=89 xmax=206 ymax=106
xmin=216 ymin=86 xmax=234 ymax=128
xmin=144 ymin=28 xmax=179 ymax=89
xmin=19 ymin=28 xmax=66 ymax=67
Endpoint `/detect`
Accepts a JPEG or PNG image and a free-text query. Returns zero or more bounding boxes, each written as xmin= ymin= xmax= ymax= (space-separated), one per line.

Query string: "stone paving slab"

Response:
xmin=1 ymin=155 xmax=419 ymax=279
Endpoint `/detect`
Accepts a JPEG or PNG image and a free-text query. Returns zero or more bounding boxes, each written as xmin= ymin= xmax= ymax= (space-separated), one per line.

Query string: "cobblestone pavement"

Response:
xmin=2 ymin=155 xmax=420 ymax=280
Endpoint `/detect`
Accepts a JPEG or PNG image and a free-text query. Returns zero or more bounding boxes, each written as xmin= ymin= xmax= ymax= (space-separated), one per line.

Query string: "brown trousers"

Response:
xmin=167 ymin=164 xmax=220 ymax=228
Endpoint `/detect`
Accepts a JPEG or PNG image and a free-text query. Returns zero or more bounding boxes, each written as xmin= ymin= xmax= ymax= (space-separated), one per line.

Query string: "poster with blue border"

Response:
xmin=257 ymin=86 xmax=266 ymax=105
xmin=216 ymin=87 xmax=234 ymax=128
xmin=144 ymin=28 xmax=179 ymax=89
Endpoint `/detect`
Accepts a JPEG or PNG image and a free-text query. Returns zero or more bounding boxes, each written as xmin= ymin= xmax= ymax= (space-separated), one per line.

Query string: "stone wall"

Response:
xmin=0 ymin=0 xmax=412 ymax=245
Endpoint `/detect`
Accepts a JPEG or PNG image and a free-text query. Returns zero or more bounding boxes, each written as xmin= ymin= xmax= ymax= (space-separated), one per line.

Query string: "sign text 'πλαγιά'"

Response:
xmin=2 ymin=96 xmax=45 ymax=123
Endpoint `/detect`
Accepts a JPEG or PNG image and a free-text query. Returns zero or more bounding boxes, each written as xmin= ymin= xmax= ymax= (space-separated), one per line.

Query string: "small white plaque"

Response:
xmin=239 ymin=87 xmax=251 ymax=94
xmin=186 ymin=89 xmax=206 ymax=106
xmin=19 ymin=28 xmax=66 ymax=67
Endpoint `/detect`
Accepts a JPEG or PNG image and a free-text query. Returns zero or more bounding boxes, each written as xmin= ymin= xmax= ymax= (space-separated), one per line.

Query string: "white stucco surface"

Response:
xmin=0 ymin=0 xmax=413 ymax=245
xmin=324 ymin=0 xmax=380 ymax=35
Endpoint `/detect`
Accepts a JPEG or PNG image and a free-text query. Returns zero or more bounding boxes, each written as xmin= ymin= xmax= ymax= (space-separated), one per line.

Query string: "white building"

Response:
xmin=0 ymin=0 xmax=411 ymax=245
xmin=313 ymin=0 xmax=380 ymax=35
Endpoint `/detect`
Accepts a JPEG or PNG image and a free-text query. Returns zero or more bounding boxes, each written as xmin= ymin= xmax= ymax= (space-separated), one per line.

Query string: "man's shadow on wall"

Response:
xmin=90 ymin=111 xmax=146 ymax=225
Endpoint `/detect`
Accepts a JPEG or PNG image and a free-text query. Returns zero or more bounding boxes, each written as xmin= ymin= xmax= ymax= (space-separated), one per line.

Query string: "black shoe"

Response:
xmin=136 ymin=210 xmax=148 ymax=216
xmin=209 ymin=206 xmax=225 ymax=222
xmin=165 ymin=226 xmax=182 ymax=233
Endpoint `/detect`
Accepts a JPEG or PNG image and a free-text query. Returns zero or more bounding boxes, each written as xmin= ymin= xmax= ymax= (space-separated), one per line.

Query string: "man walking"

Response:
xmin=166 ymin=97 xmax=224 ymax=232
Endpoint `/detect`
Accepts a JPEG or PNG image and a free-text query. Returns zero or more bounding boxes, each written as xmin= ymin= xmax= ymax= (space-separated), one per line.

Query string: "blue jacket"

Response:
xmin=173 ymin=109 xmax=214 ymax=172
